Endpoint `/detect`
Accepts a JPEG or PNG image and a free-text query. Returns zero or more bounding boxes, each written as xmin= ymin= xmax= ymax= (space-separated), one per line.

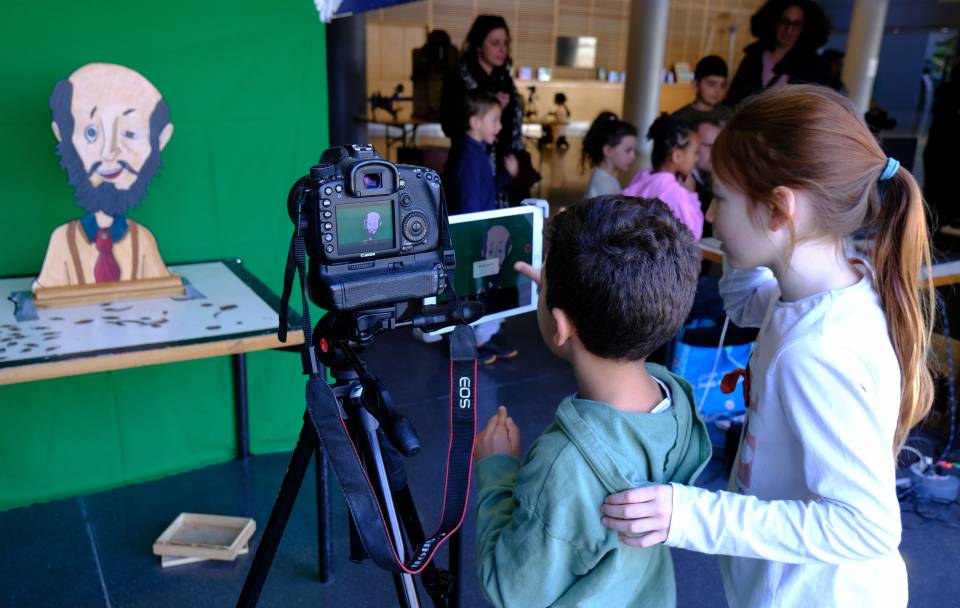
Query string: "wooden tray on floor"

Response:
xmin=152 ymin=513 xmax=256 ymax=562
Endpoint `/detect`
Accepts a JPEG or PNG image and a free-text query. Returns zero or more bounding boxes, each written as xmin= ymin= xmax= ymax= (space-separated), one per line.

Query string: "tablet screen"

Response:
xmin=425 ymin=205 xmax=543 ymax=334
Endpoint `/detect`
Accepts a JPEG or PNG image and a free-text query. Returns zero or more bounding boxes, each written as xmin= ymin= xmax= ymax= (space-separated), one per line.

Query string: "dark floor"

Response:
xmin=2 ymin=312 xmax=960 ymax=607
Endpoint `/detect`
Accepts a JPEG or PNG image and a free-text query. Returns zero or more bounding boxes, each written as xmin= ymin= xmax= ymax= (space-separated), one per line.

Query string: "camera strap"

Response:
xmin=278 ymin=184 xmax=478 ymax=574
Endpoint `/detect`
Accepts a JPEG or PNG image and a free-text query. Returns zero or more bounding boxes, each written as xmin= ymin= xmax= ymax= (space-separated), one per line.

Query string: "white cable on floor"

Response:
xmin=699 ymin=315 xmax=731 ymax=409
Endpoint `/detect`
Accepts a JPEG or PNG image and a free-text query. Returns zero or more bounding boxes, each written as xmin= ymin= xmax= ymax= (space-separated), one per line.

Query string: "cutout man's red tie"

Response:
xmin=94 ymin=228 xmax=121 ymax=282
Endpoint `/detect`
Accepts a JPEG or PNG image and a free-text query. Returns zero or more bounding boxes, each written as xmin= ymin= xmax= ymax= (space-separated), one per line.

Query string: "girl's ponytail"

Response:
xmin=870 ymin=163 xmax=935 ymax=450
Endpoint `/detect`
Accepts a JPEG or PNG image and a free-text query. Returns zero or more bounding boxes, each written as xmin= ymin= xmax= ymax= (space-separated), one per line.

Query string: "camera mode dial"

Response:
xmin=402 ymin=212 xmax=429 ymax=243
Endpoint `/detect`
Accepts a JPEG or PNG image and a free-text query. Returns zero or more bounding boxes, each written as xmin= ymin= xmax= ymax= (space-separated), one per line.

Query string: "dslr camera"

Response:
xmin=289 ymin=145 xmax=454 ymax=311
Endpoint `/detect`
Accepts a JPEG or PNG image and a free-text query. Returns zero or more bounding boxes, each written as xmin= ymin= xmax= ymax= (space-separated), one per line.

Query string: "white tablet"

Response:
xmin=423 ymin=204 xmax=544 ymax=336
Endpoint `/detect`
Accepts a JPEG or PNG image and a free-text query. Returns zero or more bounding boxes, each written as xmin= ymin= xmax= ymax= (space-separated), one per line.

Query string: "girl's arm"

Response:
xmin=604 ymin=338 xmax=902 ymax=564
xmin=718 ymin=258 xmax=780 ymax=327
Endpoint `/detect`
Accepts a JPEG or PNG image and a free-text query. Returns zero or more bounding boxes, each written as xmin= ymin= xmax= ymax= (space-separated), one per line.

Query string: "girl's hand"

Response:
xmin=496 ymin=92 xmax=511 ymax=109
xmin=475 ymin=406 xmax=521 ymax=460
xmin=600 ymin=484 xmax=674 ymax=547
xmin=683 ymin=173 xmax=696 ymax=192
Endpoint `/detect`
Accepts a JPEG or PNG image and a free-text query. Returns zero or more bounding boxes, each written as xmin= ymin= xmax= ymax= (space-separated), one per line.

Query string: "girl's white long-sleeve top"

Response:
xmin=666 ymin=262 xmax=907 ymax=608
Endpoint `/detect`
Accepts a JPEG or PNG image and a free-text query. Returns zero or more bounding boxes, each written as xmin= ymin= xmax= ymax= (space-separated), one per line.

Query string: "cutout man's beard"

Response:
xmin=56 ymin=137 xmax=163 ymax=217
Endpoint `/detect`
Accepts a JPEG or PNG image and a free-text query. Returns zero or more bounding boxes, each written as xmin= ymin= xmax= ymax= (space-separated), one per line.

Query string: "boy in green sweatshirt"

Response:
xmin=473 ymin=195 xmax=712 ymax=608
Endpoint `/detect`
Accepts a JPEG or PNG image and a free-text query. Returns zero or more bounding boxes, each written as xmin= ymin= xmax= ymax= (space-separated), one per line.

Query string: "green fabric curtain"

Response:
xmin=0 ymin=0 xmax=329 ymax=510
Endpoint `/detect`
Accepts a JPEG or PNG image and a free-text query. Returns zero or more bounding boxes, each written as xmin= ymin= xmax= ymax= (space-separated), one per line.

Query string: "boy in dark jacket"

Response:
xmin=446 ymin=89 xmax=519 ymax=362
xmin=446 ymin=89 xmax=517 ymax=214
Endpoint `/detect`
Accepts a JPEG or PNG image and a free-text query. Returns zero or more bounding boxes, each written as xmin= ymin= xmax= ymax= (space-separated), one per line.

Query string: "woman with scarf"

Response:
xmin=442 ymin=15 xmax=537 ymax=204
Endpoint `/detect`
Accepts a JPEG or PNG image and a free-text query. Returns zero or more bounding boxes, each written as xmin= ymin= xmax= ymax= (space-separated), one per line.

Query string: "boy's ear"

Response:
xmin=551 ymin=307 xmax=576 ymax=348
xmin=468 ymin=114 xmax=482 ymax=132
xmin=768 ymin=186 xmax=797 ymax=232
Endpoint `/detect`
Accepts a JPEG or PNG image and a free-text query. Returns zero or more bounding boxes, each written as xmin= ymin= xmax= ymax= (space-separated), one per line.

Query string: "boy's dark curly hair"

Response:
xmin=544 ymin=195 xmax=700 ymax=361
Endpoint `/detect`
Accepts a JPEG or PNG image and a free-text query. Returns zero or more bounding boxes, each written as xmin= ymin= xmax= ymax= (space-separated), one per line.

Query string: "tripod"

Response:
xmin=236 ymin=309 xmax=462 ymax=608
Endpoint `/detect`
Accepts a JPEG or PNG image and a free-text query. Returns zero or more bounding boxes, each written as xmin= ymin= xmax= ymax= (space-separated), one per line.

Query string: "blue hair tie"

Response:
xmin=879 ymin=157 xmax=900 ymax=181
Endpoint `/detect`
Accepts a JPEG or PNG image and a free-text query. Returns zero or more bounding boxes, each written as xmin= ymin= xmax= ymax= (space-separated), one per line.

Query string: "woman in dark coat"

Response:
xmin=726 ymin=0 xmax=833 ymax=108
xmin=442 ymin=15 xmax=537 ymax=203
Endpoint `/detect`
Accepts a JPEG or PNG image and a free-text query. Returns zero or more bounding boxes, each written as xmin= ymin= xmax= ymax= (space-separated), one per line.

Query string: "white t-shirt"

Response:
xmin=666 ymin=261 xmax=907 ymax=608
xmin=585 ymin=167 xmax=621 ymax=199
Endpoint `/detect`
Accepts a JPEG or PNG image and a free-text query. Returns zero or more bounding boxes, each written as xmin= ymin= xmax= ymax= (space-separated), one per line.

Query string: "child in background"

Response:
xmin=602 ymin=85 xmax=933 ymax=608
xmin=551 ymin=92 xmax=571 ymax=150
xmin=580 ymin=112 xmax=639 ymax=199
xmin=445 ymin=90 xmax=518 ymax=215
xmin=671 ymin=55 xmax=734 ymax=126
xmin=623 ymin=115 xmax=704 ymax=239
xmin=445 ymin=89 xmax=519 ymax=362
xmin=475 ymin=196 xmax=711 ymax=608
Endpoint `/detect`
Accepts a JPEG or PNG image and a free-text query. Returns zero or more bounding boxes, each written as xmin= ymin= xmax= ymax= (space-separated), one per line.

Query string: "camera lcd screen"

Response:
xmin=424 ymin=205 xmax=543 ymax=335
xmin=335 ymin=200 xmax=396 ymax=255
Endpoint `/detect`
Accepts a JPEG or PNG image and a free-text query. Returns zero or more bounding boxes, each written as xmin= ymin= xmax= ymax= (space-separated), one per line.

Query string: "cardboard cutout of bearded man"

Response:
xmin=34 ymin=63 xmax=173 ymax=290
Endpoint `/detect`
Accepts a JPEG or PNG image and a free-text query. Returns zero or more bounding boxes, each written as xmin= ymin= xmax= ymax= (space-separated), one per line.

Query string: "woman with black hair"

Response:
xmin=441 ymin=15 xmax=537 ymax=204
xmin=726 ymin=0 xmax=832 ymax=108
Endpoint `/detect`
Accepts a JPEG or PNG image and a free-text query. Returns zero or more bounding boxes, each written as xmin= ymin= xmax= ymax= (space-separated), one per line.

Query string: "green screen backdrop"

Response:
xmin=0 ymin=1 xmax=329 ymax=510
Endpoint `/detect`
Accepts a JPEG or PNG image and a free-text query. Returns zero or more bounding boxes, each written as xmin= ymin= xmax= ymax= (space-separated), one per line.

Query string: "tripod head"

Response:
xmin=314 ymin=300 xmax=485 ymax=351
xmin=311 ymin=300 xmax=484 ymax=459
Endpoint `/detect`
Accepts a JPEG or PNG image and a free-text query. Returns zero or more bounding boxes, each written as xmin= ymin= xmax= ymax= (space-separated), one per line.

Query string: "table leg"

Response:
xmin=232 ymin=353 xmax=250 ymax=459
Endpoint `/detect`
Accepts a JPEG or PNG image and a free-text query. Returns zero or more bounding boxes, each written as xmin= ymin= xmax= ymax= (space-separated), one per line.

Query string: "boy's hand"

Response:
xmin=600 ymin=485 xmax=674 ymax=547
xmin=513 ymin=261 xmax=541 ymax=286
xmin=503 ymin=154 xmax=519 ymax=177
xmin=475 ymin=406 xmax=521 ymax=460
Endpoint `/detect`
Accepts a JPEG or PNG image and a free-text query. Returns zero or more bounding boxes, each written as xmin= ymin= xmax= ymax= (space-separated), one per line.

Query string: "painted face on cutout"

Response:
xmin=50 ymin=63 xmax=173 ymax=217
xmin=364 ymin=211 xmax=382 ymax=238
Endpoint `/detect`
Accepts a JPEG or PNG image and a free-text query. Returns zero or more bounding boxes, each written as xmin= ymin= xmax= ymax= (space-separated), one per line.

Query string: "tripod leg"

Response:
xmin=394 ymin=487 xmax=452 ymax=608
xmin=237 ymin=420 xmax=317 ymax=608
xmin=359 ymin=408 xmax=421 ymax=608
xmin=314 ymin=441 xmax=332 ymax=583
